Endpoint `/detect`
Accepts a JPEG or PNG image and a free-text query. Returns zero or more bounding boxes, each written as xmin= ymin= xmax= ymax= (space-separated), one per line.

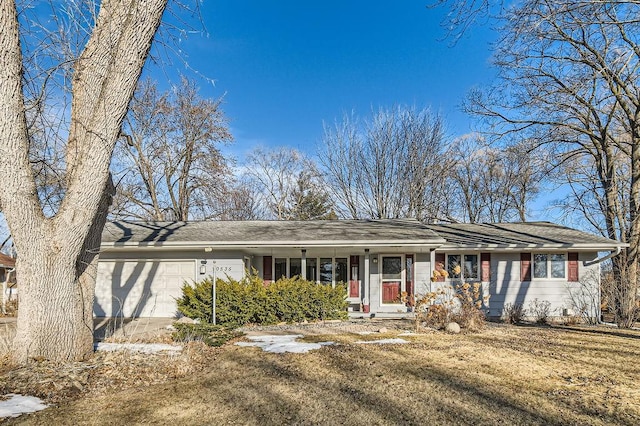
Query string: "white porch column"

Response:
xmin=363 ymin=248 xmax=370 ymax=312
xmin=430 ymin=249 xmax=436 ymax=293
xmin=301 ymin=249 xmax=307 ymax=280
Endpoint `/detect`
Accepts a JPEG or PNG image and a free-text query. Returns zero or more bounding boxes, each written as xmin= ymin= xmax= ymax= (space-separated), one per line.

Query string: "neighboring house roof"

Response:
xmin=425 ymin=222 xmax=625 ymax=250
xmin=102 ymin=219 xmax=447 ymax=249
xmin=0 ymin=253 xmax=16 ymax=268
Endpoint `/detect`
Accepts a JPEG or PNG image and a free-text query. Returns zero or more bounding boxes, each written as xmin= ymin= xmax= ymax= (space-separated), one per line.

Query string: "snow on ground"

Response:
xmin=355 ymin=338 xmax=409 ymax=345
xmin=0 ymin=394 xmax=48 ymax=419
xmin=236 ymin=334 xmax=334 ymax=353
xmin=94 ymin=342 xmax=183 ymax=355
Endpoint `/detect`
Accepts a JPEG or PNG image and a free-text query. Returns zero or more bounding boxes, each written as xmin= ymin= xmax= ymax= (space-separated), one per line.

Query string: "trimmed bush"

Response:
xmin=177 ymin=274 xmax=348 ymax=326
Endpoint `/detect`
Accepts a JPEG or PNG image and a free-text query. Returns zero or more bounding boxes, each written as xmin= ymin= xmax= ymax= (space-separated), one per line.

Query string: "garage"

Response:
xmin=95 ymin=260 xmax=195 ymax=318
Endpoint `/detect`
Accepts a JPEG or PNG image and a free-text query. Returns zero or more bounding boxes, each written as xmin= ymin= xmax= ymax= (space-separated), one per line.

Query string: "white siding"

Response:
xmin=95 ymin=259 xmax=195 ymax=317
xmin=414 ymin=253 xmax=431 ymax=296
xmin=487 ymin=252 xmax=600 ymax=319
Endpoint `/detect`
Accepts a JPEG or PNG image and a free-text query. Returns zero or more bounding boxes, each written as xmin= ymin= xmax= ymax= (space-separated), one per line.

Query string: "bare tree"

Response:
xmin=0 ymin=0 xmax=167 ymax=363
xmin=449 ymin=135 xmax=544 ymax=222
xmin=112 ymin=77 xmax=233 ymax=221
xmin=464 ymin=1 xmax=640 ymax=327
xmin=319 ymin=106 xmax=452 ymax=221
xmin=217 ymin=180 xmax=268 ymax=220
xmin=243 ymin=147 xmax=318 ymax=220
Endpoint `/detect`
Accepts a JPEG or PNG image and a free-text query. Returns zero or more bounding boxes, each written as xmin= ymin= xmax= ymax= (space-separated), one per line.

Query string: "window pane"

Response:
xmin=533 ymin=254 xmax=547 ymax=278
xmin=406 ymin=256 xmax=413 ymax=278
xmin=320 ymin=258 xmax=333 ymax=284
xmin=447 ymin=254 xmax=461 ymax=278
xmin=335 ymin=258 xmax=347 ymax=283
xmin=306 ymin=258 xmax=317 ymax=282
xmin=274 ymin=258 xmax=287 ymax=280
xmin=551 ymin=254 xmax=566 ymax=278
xmin=290 ymin=258 xmax=302 ymax=278
xmin=382 ymin=256 xmax=402 ymax=280
xmin=464 ymin=254 xmax=478 ymax=279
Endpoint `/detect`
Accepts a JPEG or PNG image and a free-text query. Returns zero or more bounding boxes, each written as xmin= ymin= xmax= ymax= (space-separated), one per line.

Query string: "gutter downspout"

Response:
xmin=582 ymin=247 xmax=622 ymax=325
xmin=583 ymin=246 xmax=622 ymax=266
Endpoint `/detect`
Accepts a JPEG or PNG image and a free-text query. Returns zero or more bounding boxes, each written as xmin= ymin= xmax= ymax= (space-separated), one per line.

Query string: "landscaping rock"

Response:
xmin=176 ymin=317 xmax=195 ymax=324
xmin=445 ymin=322 xmax=461 ymax=334
xmin=378 ymin=327 xmax=388 ymax=333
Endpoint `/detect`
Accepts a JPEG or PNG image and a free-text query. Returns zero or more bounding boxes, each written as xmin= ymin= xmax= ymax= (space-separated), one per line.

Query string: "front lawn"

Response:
xmin=6 ymin=324 xmax=640 ymax=425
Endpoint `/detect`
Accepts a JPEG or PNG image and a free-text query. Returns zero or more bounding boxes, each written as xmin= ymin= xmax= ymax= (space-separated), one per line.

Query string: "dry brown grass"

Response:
xmin=4 ymin=323 xmax=640 ymax=425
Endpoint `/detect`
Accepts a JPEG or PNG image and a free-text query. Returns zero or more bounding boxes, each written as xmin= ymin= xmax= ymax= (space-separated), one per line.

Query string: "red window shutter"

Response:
xmin=481 ymin=253 xmax=491 ymax=282
xmin=349 ymin=255 xmax=359 ymax=297
xmin=568 ymin=252 xmax=579 ymax=282
xmin=435 ymin=253 xmax=446 ymax=282
xmin=520 ymin=253 xmax=531 ymax=282
xmin=263 ymin=256 xmax=272 ymax=283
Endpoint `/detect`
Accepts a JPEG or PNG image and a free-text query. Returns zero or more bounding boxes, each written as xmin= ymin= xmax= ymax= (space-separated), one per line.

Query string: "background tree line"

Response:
xmin=112 ymin=86 xmax=542 ymax=225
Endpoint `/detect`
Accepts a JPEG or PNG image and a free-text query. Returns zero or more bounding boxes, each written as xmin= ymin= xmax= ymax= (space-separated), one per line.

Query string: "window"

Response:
xmin=271 ymin=256 xmax=353 ymax=285
xmin=290 ymin=258 xmax=302 ymax=278
xmin=551 ymin=254 xmax=566 ymax=278
xmin=382 ymin=256 xmax=402 ymax=280
xmin=274 ymin=258 xmax=287 ymax=279
xmin=464 ymin=254 xmax=478 ymax=279
xmin=533 ymin=254 xmax=547 ymax=278
xmin=533 ymin=253 xmax=566 ymax=279
xmin=320 ymin=258 xmax=333 ymax=284
xmin=446 ymin=253 xmax=479 ymax=281
xmin=447 ymin=254 xmax=461 ymax=278
xmin=306 ymin=258 xmax=317 ymax=281
xmin=335 ymin=258 xmax=348 ymax=283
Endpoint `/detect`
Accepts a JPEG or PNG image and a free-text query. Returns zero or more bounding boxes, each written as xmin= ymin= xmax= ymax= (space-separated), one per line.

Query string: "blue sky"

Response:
xmin=155 ymin=0 xmax=497 ymax=157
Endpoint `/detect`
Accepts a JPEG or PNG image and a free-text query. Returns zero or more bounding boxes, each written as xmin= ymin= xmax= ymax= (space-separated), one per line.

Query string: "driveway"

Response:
xmin=0 ymin=317 xmax=176 ymax=344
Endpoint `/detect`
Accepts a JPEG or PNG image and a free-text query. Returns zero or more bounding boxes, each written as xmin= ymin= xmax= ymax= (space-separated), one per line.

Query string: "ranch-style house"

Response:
xmin=95 ymin=219 xmax=625 ymax=319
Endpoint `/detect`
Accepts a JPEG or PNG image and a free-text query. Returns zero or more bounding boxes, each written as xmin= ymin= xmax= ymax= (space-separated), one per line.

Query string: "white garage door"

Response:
xmin=95 ymin=260 xmax=195 ymax=318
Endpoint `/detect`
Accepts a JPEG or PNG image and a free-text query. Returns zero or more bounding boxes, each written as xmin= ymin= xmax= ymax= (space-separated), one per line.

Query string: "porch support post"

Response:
xmin=363 ymin=248 xmax=370 ymax=312
xmin=301 ymin=249 xmax=307 ymax=280
xmin=430 ymin=249 xmax=436 ymax=293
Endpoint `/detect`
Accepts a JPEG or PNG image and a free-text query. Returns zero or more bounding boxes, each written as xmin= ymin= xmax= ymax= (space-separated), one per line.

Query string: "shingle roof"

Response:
xmin=102 ymin=219 xmax=446 ymax=248
xmin=101 ymin=220 xmax=624 ymax=250
xmin=425 ymin=222 xmax=624 ymax=249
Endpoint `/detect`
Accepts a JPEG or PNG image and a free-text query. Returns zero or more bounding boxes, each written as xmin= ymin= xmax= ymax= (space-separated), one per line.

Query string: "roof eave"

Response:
xmin=436 ymin=242 xmax=628 ymax=251
xmin=101 ymin=239 xmax=447 ymax=250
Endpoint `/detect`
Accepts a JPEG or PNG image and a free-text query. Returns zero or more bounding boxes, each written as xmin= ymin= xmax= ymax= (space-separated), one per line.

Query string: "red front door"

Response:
xmin=381 ymin=256 xmax=402 ymax=304
xmin=382 ymin=281 xmax=401 ymax=303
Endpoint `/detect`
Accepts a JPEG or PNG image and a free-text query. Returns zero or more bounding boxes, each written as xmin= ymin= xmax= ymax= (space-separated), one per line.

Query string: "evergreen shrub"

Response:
xmin=177 ymin=274 xmax=348 ymax=326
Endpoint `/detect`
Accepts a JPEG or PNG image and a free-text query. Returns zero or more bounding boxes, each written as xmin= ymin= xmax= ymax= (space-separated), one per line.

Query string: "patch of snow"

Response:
xmin=0 ymin=394 xmax=48 ymax=418
xmin=355 ymin=338 xmax=409 ymax=345
xmin=355 ymin=331 xmax=376 ymax=335
xmin=398 ymin=332 xmax=417 ymax=336
xmin=95 ymin=342 xmax=182 ymax=354
xmin=236 ymin=334 xmax=334 ymax=353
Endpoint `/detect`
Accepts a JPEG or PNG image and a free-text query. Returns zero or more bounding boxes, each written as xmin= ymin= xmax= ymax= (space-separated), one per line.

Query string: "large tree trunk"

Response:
xmin=12 ymin=177 xmax=115 ymax=362
xmin=13 ymin=252 xmax=94 ymax=361
xmin=0 ymin=0 xmax=167 ymax=363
